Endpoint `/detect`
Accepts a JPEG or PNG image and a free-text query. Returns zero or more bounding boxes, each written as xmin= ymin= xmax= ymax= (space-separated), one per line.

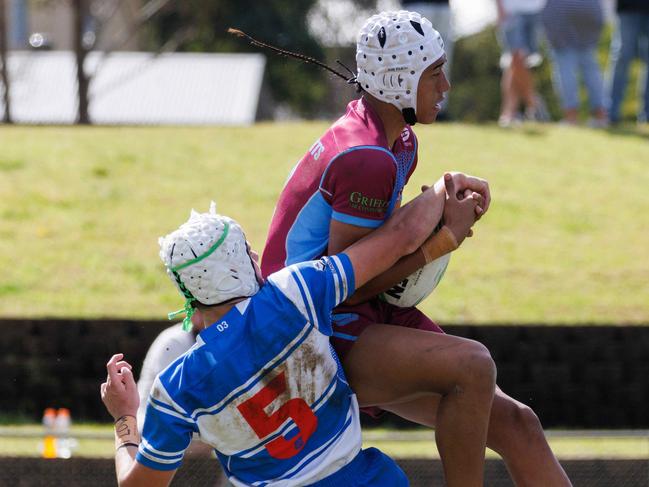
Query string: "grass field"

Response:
xmin=1 ymin=425 xmax=647 ymax=460
xmin=1 ymin=123 xmax=649 ymax=323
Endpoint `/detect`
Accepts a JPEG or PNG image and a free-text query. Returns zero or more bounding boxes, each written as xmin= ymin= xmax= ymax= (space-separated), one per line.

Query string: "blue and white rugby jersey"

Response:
xmin=137 ymin=254 xmax=361 ymax=487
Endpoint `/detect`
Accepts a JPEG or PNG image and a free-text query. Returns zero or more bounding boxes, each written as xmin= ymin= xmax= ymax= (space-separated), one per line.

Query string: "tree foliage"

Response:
xmin=144 ymin=0 xmax=327 ymax=115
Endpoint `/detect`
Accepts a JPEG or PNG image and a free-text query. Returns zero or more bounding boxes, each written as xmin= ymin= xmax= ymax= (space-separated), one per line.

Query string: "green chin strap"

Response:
xmin=166 ymin=221 xmax=231 ymax=332
xmin=168 ymin=298 xmax=196 ymax=332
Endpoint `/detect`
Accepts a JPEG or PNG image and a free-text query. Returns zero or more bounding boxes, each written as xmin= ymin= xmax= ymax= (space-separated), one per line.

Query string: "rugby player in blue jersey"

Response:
xmin=101 ymin=175 xmax=494 ymax=486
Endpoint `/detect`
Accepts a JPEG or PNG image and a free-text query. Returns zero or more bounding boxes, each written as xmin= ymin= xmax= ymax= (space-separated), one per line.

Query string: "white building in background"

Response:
xmin=2 ymin=51 xmax=266 ymax=125
xmin=2 ymin=1 xmax=266 ymax=125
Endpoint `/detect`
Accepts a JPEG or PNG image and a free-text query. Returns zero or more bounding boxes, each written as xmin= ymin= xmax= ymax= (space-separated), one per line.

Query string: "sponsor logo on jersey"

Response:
xmin=349 ymin=192 xmax=389 ymax=213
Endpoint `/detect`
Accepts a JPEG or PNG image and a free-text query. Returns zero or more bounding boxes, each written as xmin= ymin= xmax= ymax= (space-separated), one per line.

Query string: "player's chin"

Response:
xmin=417 ymin=105 xmax=440 ymax=124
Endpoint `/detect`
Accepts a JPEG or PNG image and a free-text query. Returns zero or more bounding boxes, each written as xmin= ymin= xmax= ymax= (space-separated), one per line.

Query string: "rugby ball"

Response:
xmin=380 ymin=253 xmax=451 ymax=307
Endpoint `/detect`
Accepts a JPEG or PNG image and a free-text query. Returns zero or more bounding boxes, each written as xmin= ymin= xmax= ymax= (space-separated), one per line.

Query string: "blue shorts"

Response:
xmin=309 ymin=448 xmax=408 ymax=486
xmin=499 ymin=12 xmax=541 ymax=55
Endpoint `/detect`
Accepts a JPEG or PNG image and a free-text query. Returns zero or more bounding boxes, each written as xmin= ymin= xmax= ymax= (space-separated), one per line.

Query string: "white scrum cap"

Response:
xmin=159 ymin=202 xmax=259 ymax=330
xmin=356 ymin=10 xmax=445 ymax=123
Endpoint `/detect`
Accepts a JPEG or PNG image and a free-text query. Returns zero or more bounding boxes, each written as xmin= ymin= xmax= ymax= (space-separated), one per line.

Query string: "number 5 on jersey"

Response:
xmin=237 ymin=371 xmax=318 ymax=459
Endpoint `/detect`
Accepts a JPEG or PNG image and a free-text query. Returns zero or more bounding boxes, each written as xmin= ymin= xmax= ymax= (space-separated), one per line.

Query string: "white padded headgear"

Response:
xmin=159 ymin=202 xmax=259 ymax=309
xmin=356 ymin=10 xmax=445 ymax=123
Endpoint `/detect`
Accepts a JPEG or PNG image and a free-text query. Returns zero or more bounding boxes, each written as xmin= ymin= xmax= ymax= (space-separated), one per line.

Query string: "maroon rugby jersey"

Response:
xmin=261 ymin=97 xmax=419 ymax=277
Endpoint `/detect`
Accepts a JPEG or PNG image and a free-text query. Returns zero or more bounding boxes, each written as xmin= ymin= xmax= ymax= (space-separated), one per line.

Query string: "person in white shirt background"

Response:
xmin=496 ymin=0 xmax=547 ymax=126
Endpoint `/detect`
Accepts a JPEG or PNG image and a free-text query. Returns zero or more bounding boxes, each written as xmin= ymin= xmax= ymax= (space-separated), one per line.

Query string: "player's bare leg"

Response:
xmin=500 ymin=64 xmax=519 ymax=125
xmin=343 ymin=324 xmax=496 ymax=487
xmin=381 ymin=385 xmax=572 ymax=486
xmin=509 ymin=51 xmax=536 ymax=114
xmin=487 ymin=391 xmax=571 ymax=486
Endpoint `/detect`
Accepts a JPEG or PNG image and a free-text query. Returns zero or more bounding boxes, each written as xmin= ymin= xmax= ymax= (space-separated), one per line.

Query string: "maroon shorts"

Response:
xmin=331 ymin=298 xmax=445 ymax=418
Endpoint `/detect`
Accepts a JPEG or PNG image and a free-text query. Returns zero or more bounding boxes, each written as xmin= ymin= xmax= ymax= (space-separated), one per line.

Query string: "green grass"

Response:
xmin=0 ymin=424 xmax=114 ymax=458
xmin=1 ymin=123 xmax=648 ymax=323
xmin=1 ymin=425 xmax=646 ymax=459
xmin=363 ymin=429 xmax=649 ymax=460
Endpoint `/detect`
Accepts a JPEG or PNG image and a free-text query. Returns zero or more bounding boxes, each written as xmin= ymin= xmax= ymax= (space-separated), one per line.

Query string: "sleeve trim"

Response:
xmin=136 ymin=451 xmax=182 ymax=471
xmin=327 ymin=255 xmax=348 ymax=303
xmin=331 ymin=211 xmax=384 ymax=228
xmin=291 ymin=269 xmax=320 ymax=330
xmin=140 ymin=438 xmax=186 ymax=458
xmin=333 ymin=253 xmax=355 ymax=299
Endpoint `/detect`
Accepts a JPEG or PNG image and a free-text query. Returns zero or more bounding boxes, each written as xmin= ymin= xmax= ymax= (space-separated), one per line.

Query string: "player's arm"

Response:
xmin=333 ymin=179 xmax=483 ymax=304
xmin=327 ymin=221 xmax=374 ymax=256
xmin=114 ymin=436 xmax=175 ymax=487
xmin=330 ymin=215 xmax=433 ymax=305
xmin=344 ymin=234 xmax=444 ymax=304
xmin=344 ymin=174 xmax=479 ymax=290
xmin=101 ymin=354 xmax=177 ymax=487
xmin=324 ymin=148 xmax=487 ymax=300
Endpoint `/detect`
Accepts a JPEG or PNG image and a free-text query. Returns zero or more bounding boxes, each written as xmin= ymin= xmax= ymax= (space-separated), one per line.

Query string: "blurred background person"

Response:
xmin=606 ymin=0 xmax=649 ymax=124
xmin=541 ymin=0 xmax=607 ymax=127
xmin=496 ymin=0 xmax=547 ymax=127
xmin=401 ymin=0 xmax=454 ymax=116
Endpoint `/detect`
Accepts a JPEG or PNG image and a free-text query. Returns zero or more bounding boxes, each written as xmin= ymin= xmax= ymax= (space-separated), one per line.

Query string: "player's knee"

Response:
xmin=519 ymin=404 xmax=544 ymax=439
xmin=459 ymin=340 xmax=497 ymax=394
xmin=505 ymin=400 xmax=544 ymax=441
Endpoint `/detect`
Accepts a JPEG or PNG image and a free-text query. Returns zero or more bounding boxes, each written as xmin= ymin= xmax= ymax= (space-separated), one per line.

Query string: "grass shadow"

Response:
xmin=605 ymin=124 xmax=649 ymax=141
